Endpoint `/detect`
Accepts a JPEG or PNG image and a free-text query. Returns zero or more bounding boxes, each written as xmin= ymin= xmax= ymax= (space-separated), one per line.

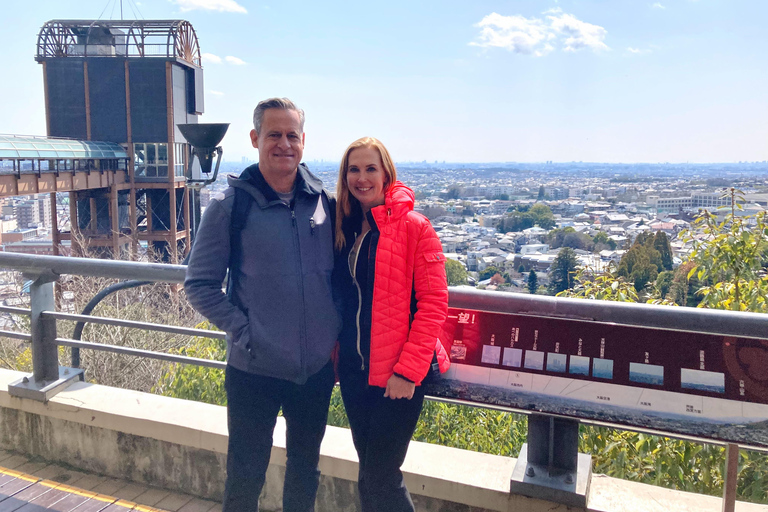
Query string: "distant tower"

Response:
xmin=35 ymin=19 xmax=204 ymax=261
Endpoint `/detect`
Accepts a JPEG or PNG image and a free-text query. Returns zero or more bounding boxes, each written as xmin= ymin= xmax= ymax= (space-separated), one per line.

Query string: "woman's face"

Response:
xmin=346 ymin=146 xmax=388 ymax=211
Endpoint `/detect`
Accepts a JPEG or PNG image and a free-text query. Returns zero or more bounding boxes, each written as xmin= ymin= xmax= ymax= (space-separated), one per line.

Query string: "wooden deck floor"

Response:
xmin=0 ymin=451 xmax=221 ymax=512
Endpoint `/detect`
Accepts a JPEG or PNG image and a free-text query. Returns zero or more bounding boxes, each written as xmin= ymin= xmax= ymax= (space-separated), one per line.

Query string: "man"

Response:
xmin=185 ymin=98 xmax=339 ymax=512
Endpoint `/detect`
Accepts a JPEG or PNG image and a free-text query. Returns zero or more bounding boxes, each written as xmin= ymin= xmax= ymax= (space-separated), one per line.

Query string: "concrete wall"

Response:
xmin=0 ymin=369 xmax=764 ymax=512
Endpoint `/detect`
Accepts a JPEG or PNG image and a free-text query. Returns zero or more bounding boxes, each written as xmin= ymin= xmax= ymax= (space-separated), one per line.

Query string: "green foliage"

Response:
xmin=683 ymin=190 xmax=768 ymax=312
xmin=547 ymin=227 xmax=593 ymax=251
xmin=548 ymin=247 xmax=579 ymax=295
xmin=655 ymin=270 xmax=675 ymax=299
xmin=527 ymin=270 xmax=538 ymax=294
xmin=653 ymin=231 xmax=674 ymax=271
xmin=154 ymin=321 xmax=227 ymax=405
xmin=498 ymin=203 xmax=555 ymax=232
xmin=617 ymin=235 xmax=663 ymax=293
xmin=413 ymin=402 xmax=527 ymax=456
xmin=478 ymin=265 xmax=504 ymax=281
xmin=593 ymin=231 xmax=617 ymax=251
xmin=558 ymin=268 xmax=639 ymax=302
xmin=666 ymin=261 xmax=702 ymax=307
xmin=445 ymin=259 xmax=468 ymax=286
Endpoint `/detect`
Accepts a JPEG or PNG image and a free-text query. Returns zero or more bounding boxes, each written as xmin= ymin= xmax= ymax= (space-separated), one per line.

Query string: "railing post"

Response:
xmin=722 ymin=443 xmax=739 ymax=512
xmin=510 ymin=413 xmax=591 ymax=508
xmin=29 ymin=274 xmax=59 ymax=382
xmin=8 ymin=271 xmax=83 ymax=402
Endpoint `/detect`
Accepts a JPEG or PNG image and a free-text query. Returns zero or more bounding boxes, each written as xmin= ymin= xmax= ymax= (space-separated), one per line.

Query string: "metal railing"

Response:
xmin=0 ymin=251 xmax=766 ymax=510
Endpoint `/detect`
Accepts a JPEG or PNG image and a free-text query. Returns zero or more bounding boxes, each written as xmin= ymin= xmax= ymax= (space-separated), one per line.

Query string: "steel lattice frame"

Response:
xmin=36 ymin=19 xmax=202 ymax=66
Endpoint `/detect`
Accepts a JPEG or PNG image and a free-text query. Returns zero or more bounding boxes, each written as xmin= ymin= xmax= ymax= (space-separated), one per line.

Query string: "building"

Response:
xmin=647 ymin=192 xmax=732 ymax=214
xmin=32 ymin=19 xmax=207 ymax=260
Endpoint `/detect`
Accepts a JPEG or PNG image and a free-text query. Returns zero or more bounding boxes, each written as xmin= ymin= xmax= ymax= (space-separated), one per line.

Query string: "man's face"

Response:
xmin=250 ymin=108 xmax=305 ymax=177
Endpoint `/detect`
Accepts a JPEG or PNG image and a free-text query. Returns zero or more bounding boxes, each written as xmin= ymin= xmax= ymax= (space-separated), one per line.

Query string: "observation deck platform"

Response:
xmin=0 ymin=454 xmax=220 ymax=512
xmin=1 ymin=368 xmax=766 ymax=512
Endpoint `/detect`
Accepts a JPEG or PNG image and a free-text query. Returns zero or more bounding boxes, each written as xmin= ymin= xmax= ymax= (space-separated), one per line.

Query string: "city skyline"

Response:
xmin=0 ymin=0 xmax=766 ymax=164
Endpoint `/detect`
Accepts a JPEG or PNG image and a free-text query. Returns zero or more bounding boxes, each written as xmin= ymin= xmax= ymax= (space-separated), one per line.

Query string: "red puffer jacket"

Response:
xmin=368 ymin=182 xmax=450 ymax=387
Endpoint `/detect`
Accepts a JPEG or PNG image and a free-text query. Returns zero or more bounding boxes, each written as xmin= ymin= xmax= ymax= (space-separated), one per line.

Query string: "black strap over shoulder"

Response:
xmin=226 ymin=187 xmax=334 ymax=296
xmin=227 ymin=187 xmax=253 ymax=298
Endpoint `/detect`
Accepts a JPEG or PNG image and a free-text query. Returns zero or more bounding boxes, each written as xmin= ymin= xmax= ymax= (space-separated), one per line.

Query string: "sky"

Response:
xmin=0 ymin=0 xmax=766 ymax=164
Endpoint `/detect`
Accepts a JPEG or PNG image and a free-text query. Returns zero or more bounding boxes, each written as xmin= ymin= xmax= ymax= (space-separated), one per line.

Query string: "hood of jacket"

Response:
xmin=372 ymin=181 xmax=414 ymax=224
xmin=226 ymin=162 xmax=323 ymax=208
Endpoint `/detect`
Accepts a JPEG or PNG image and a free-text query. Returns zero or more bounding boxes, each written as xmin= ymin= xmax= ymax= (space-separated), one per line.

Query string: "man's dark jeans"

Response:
xmin=222 ymin=362 xmax=335 ymax=512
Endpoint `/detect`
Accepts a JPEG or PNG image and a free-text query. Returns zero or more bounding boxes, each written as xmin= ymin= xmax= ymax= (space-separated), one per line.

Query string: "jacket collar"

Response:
xmin=228 ymin=163 xmax=323 ymax=208
xmin=371 ymin=181 xmax=414 ymax=225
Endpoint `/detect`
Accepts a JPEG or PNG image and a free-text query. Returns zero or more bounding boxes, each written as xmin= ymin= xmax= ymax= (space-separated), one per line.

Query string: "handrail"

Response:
xmin=0 ymin=252 xmax=185 ymax=283
xmin=56 ymin=338 xmax=226 ymax=369
xmin=0 ymin=251 xmax=765 ymax=509
xmin=45 ymin=311 xmax=227 ymax=340
xmin=1 ymin=251 xmax=766 ymax=338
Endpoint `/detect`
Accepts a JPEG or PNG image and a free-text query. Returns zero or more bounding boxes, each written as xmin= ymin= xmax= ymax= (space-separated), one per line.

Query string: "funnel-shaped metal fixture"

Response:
xmin=178 ymin=123 xmax=230 ymax=186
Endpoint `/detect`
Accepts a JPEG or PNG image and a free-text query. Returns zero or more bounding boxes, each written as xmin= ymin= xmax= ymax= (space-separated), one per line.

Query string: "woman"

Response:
xmin=333 ymin=137 xmax=450 ymax=512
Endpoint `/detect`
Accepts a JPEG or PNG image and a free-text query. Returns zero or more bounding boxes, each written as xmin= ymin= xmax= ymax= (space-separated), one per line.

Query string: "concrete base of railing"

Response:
xmin=0 ymin=368 xmax=765 ymax=512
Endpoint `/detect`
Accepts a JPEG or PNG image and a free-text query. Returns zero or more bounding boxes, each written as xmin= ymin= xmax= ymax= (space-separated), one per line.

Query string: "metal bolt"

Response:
xmin=526 ymin=466 xmax=536 ymax=477
xmin=22 ymin=376 xmax=29 ymax=384
xmin=564 ymin=473 xmax=574 ymax=484
xmin=63 ymin=368 xmax=69 ymax=375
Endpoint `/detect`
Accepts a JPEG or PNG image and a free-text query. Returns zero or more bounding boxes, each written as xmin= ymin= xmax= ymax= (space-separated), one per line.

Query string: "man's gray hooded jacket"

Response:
xmin=185 ymin=163 xmax=340 ymax=384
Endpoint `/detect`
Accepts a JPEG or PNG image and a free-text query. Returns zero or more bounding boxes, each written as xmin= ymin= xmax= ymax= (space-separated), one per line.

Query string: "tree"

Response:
xmin=548 ymin=247 xmax=579 ymax=295
xmin=617 ymin=244 xmax=658 ymax=292
xmin=592 ymin=231 xmax=617 ymax=251
xmin=655 ymin=271 xmax=675 ymax=299
xmin=683 ymin=191 xmax=768 ymax=312
xmin=479 ymin=265 xmax=505 ymax=281
xmin=527 ymin=270 xmax=538 ymax=294
xmin=558 ymin=268 xmax=639 ymax=302
xmin=548 ymin=227 xmax=594 ymax=251
xmin=445 ymin=186 xmax=461 ymax=199
xmin=490 ymin=273 xmax=505 ymax=286
xmin=518 ymin=264 xmax=526 ymax=273
xmin=537 ymin=185 xmax=545 ymax=200
xmin=653 ymin=231 xmax=674 ymax=271
xmin=529 ymin=203 xmax=556 ymax=230
xmin=445 ymin=259 xmax=468 ymax=286
xmin=421 ymin=205 xmax=447 ymax=220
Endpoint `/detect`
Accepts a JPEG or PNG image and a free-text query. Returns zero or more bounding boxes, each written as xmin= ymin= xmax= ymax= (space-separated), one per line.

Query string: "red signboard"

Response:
xmin=424 ymin=307 xmax=768 ymax=449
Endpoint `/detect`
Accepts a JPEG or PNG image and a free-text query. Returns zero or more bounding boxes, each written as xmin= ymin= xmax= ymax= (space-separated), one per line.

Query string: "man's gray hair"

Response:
xmin=252 ymin=97 xmax=305 ymax=135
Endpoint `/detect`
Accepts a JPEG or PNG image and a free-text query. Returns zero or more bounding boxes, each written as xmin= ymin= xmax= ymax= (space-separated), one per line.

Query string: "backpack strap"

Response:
xmin=226 ymin=187 xmax=253 ymax=299
xmin=323 ymin=190 xmax=336 ymax=247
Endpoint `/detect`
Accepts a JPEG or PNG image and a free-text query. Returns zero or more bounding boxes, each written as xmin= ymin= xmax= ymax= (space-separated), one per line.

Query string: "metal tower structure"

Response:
xmin=35 ymin=19 xmax=205 ymax=261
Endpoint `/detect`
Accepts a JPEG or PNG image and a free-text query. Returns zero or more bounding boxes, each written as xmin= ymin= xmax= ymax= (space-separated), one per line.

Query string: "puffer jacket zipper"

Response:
xmin=349 ymin=230 xmax=368 ymax=371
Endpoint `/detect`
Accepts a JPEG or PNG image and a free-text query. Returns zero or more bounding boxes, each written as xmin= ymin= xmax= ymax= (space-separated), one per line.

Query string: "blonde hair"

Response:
xmin=335 ymin=137 xmax=398 ymax=251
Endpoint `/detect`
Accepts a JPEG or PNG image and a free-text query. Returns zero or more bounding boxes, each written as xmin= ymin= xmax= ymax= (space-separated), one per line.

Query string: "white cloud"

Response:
xmin=652 ymin=2 xmax=666 ymax=9
xmin=209 ymin=90 xmax=225 ymax=96
xmin=471 ymin=9 xmax=608 ymax=56
xmin=547 ymin=10 xmax=609 ymax=52
xmin=627 ymin=47 xmax=651 ymax=55
xmin=171 ymin=0 xmax=247 ymax=14
xmin=202 ymin=52 xmax=222 ymax=64
xmin=225 ymin=56 xmax=246 ymax=65
xmin=470 ymin=12 xmax=554 ymax=56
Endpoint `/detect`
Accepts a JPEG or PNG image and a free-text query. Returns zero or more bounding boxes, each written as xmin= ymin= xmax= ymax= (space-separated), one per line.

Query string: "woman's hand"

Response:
xmin=384 ymin=374 xmax=415 ymax=400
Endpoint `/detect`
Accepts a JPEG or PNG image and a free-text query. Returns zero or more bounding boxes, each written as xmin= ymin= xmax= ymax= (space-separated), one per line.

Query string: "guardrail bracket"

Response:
xmin=8 ymin=366 xmax=84 ymax=402
xmin=510 ymin=415 xmax=592 ymax=508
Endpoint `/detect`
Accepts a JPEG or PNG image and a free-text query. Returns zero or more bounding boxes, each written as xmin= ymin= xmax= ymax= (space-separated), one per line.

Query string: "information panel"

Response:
xmin=425 ymin=307 xmax=768 ymax=449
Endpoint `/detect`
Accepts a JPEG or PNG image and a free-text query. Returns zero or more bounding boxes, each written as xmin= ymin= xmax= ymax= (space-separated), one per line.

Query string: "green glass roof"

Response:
xmin=0 ymin=135 xmax=128 ymax=160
